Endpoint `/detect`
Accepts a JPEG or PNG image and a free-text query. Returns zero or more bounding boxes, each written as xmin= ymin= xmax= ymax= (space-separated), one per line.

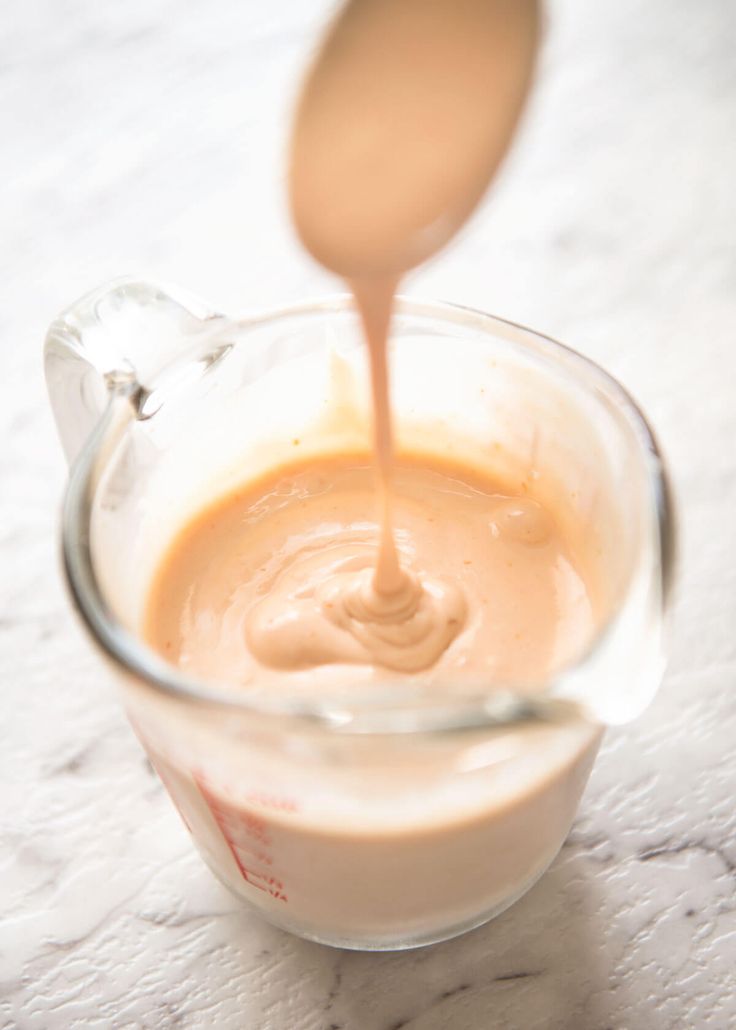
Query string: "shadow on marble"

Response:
xmin=222 ymin=848 xmax=610 ymax=1030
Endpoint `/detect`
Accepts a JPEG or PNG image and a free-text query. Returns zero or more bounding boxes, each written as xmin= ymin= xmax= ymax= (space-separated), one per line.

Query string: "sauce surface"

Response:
xmin=145 ymin=457 xmax=596 ymax=690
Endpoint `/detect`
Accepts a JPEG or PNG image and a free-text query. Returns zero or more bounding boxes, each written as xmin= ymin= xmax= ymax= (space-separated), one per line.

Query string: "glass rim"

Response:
xmin=60 ymin=293 xmax=675 ymax=733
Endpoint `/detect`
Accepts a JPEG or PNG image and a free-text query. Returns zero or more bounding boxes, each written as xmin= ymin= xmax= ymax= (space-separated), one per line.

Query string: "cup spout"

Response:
xmin=44 ymin=277 xmax=223 ymax=465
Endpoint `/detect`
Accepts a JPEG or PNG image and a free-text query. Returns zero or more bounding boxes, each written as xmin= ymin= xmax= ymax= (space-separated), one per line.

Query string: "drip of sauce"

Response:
xmin=253 ymin=0 xmax=539 ymax=671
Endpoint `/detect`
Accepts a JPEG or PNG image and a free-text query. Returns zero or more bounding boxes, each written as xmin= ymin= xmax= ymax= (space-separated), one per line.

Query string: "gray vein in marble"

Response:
xmin=638 ymin=839 xmax=736 ymax=876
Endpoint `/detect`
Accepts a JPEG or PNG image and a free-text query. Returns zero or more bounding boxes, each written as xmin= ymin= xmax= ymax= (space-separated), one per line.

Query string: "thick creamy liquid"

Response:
xmin=145 ymin=457 xmax=596 ymax=688
xmin=143 ymin=457 xmax=601 ymax=942
xmin=283 ymin=0 xmax=540 ymax=671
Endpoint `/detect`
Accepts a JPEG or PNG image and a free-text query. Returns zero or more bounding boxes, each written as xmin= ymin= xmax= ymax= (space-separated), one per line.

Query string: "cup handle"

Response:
xmin=44 ymin=277 xmax=224 ymax=465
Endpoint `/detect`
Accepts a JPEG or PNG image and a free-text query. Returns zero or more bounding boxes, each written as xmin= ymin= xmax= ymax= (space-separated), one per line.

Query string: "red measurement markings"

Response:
xmin=194 ymin=774 xmax=288 ymax=903
xmin=244 ymin=791 xmax=299 ymax=814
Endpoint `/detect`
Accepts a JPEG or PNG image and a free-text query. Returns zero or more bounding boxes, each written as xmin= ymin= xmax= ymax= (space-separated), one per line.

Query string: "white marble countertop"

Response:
xmin=2 ymin=0 xmax=735 ymax=1027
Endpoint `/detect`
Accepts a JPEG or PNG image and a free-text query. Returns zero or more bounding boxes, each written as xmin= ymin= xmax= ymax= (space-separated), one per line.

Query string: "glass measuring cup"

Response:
xmin=45 ymin=279 xmax=674 ymax=950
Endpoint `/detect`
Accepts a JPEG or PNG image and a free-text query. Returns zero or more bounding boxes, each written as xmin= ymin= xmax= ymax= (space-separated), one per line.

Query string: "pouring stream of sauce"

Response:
xmin=248 ymin=0 xmax=540 ymax=672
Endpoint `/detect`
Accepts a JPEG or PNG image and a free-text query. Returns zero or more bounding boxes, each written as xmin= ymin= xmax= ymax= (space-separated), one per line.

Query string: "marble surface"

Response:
xmin=2 ymin=0 xmax=735 ymax=1026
